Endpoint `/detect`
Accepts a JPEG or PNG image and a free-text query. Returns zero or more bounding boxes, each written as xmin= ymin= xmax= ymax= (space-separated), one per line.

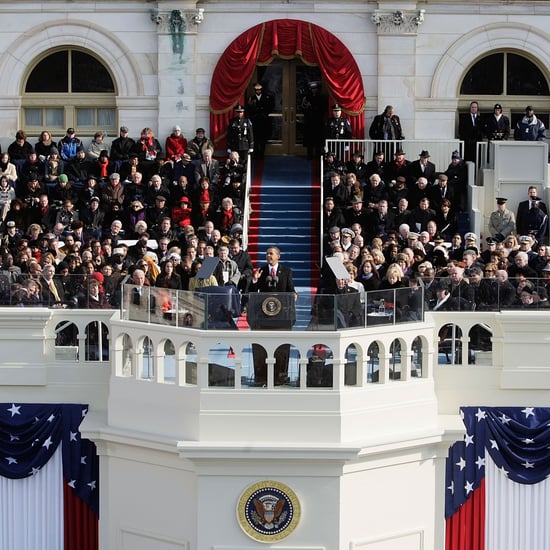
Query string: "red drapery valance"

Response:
xmin=210 ymin=19 xmax=366 ymax=147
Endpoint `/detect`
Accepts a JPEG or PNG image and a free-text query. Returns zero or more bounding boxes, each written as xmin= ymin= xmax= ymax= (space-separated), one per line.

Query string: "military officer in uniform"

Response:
xmin=227 ymin=104 xmax=254 ymax=164
xmin=325 ymin=104 xmax=352 ymax=157
xmin=488 ymin=197 xmax=516 ymax=242
xmin=247 ymin=83 xmax=274 ymax=159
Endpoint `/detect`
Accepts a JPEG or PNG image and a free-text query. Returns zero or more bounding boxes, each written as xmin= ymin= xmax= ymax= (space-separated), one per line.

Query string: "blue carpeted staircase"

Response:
xmin=248 ymin=157 xmax=320 ymax=290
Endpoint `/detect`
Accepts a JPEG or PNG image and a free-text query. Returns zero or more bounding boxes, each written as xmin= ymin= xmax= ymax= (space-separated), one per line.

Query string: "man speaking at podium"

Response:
xmin=250 ymin=246 xmax=295 ymax=297
xmin=249 ymin=246 xmax=296 ymax=385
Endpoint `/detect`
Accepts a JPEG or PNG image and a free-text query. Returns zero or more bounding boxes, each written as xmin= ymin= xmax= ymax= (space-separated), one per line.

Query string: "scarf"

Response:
xmin=222 ymin=209 xmax=233 ymax=229
xmin=140 ymin=136 xmax=154 ymax=152
xmin=98 ymin=159 xmax=109 ymax=178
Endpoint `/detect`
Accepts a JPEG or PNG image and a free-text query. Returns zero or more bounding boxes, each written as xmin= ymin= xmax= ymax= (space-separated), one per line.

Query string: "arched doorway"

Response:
xmin=209 ymin=19 xmax=365 ymax=153
xmin=252 ymin=59 xmax=324 ymax=155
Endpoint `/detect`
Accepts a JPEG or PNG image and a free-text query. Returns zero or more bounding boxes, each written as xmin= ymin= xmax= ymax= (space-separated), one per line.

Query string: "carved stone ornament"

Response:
xmin=371 ymin=9 xmax=425 ymax=34
xmin=149 ymin=8 xmax=203 ymax=34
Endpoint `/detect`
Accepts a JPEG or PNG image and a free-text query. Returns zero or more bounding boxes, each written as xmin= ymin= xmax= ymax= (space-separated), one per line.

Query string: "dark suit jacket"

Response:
xmin=516 ymin=199 xmax=548 ymax=236
xmin=252 ymin=264 xmax=295 ymax=294
xmin=369 ymin=114 xmax=404 ymax=140
xmin=458 ymin=112 xmax=484 ymax=142
xmin=428 ymin=184 xmax=455 ymax=210
xmin=40 ymin=276 xmax=65 ymax=306
xmin=194 ymin=159 xmax=220 ymax=187
xmin=386 ymin=160 xmax=412 ymax=185
xmin=249 ymin=264 xmax=296 ymax=329
xmin=409 ymin=159 xmax=437 ymax=185
xmin=367 ymin=210 xmax=396 ymax=239
xmin=132 ymin=286 xmax=156 ymax=312
xmin=458 ymin=112 xmax=485 ymax=160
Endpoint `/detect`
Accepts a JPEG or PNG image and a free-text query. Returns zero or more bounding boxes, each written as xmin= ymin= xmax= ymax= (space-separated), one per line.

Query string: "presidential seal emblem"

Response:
xmin=237 ymin=480 xmax=300 ymax=543
xmin=261 ymin=296 xmax=282 ymax=317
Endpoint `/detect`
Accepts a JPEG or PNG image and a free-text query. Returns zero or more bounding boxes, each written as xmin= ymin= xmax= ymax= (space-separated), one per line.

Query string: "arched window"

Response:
xmin=22 ymin=48 xmax=117 ymax=136
xmin=459 ymin=51 xmax=550 ymax=131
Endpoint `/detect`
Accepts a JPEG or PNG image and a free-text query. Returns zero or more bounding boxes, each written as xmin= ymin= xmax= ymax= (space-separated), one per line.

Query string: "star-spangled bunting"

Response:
xmin=0 ymin=403 xmax=99 ymax=516
xmin=445 ymin=406 xmax=550 ymax=519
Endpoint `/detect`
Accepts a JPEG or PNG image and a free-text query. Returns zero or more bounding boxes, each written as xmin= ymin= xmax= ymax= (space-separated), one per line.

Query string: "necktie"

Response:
xmin=49 ymin=281 xmax=60 ymax=302
xmin=270 ymin=268 xmax=275 ymax=279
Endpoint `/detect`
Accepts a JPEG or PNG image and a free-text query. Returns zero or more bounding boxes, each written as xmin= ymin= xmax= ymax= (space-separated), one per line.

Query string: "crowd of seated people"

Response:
xmin=319 ymin=148 xmax=550 ymax=314
xmin=0 ymin=124 xmax=549 ymax=320
xmin=0 ymin=125 xmax=246 ymax=308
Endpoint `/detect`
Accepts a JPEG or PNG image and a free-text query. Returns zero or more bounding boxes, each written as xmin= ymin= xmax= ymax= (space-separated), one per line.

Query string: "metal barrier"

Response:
xmin=241 ymin=153 xmax=252 ymax=250
xmin=325 ymin=139 xmax=464 ymax=173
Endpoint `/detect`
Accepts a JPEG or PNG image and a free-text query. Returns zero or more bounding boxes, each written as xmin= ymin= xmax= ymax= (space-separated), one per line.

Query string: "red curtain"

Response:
xmin=210 ymin=19 xmax=365 ymax=147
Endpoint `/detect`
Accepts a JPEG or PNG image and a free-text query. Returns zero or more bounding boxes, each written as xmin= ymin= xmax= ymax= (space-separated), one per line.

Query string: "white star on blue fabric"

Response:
xmin=9 ymin=434 xmax=19 ymax=442
xmin=68 ymin=480 xmax=76 ymax=488
xmin=499 ymin=414 xmax=511 ymax=424
xmin=5 ymin=457 xmax=17 ymax=464
xmin=31 ymin=467 xmax=40 ymax=476
xmin=522 ymin=407 xmax=535 ymax=418
xmin=47 ymin=414 xmax=55 ymax=422
xmin=523 ymin=438 xmax=535 ymax=445
xmin=447 ymin=481 xmax=454 ymax=494
xmin=88 ymin=480 xmax=96 ymax=490
xmin=70 ymin=431 xmax=78 ymax=442
xmin=81 ymin=456 xmax=87 ymax=465
xmin=498 ymin=465 xmax=509 ymax=477
xmin=475 ymin=408 xmax=487 ymax=422
xmin=490 ymin=439 xmax=499 ymax=449
xmin=522 ymin=461 xmax=535 ymax=469
xmin=465 ymin=434 xmax=474 ymax=446
xmin=7 ymin=404 xmax=21 ymax=417
xmin=465 ymin=481 xmax=474 ymax=494
xmin=42 ymin=437 xmax=53 ymax=450
xmin=456 ymin=457 xmax=466 ymax=471
xmin=475 ymin=456 xmax=486 ymax=469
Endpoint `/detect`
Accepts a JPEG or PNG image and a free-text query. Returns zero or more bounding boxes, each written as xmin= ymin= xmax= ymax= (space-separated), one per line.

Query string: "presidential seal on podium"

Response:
xmin=236 ymin=480 xmax=301 ymax=543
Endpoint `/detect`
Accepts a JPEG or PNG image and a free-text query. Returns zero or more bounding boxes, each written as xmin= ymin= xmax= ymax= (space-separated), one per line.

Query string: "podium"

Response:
xmin=247 ymin=292 xmax=296 ymax=330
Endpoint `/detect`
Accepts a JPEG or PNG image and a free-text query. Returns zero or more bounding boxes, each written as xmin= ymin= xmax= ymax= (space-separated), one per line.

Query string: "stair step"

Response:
xmin=250 ymin=157 xmax=320 ymax=287
xmin=256 ymin=243 xmax=313 ymax=249
xmin=250 ymin=218 xmax=314 ymax=223
xmin=251 ymin=207 xmax=316 ymax=213
xmin=250 ymin=192 xmax=314 ymax=198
